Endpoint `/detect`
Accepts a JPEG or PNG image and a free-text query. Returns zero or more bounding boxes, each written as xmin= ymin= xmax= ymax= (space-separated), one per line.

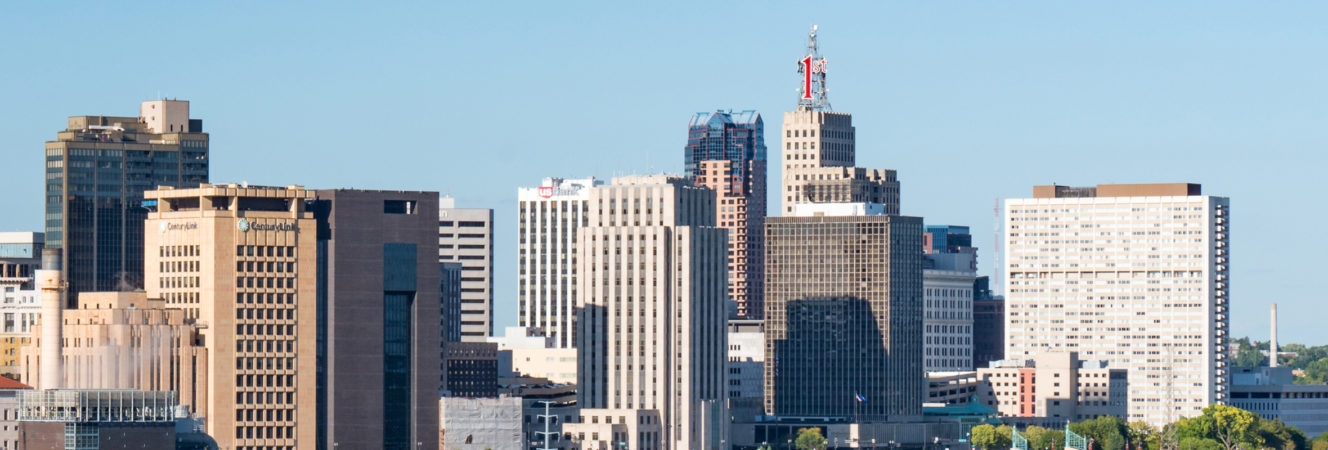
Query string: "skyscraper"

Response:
xmin=923 ymin=225 xmax=977 ymax=372
xmin=684 ymin=111 xmax=767 ymax=319
xmin=146 ymin=184 xmax=444 ymax=449
xmin=780 ymin=28 xmax=899 ymax=216
xmin=516 ymin=177 xmax=601 ymax=348
xmin=46 ymin=100 xmax=208 ymax=303
xmin=570 ymin=175 xmax=728 ymax=450
xmin=145 ymin=184 xmax=318 ymax=449
xmin=439 ymin=198 xmax=494 ymax=341
xmin=1003 ymin=183 xmax=1231 ymax=426
xmin=310 ymin=189 xmax=442 ymax=450
xmin=764 ymin=205 xmax=924 ymax=421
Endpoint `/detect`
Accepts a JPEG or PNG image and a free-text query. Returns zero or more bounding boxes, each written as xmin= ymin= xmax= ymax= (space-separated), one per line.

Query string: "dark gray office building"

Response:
xmin=44 ymin=100 xmax=208 ymax=304
xmin=312 ymin=190 xmax=442 ymax=450
xmin=764 ymin=213 xmax=924 ymax=422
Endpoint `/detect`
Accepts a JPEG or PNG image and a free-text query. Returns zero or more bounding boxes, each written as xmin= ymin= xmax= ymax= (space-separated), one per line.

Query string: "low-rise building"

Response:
xmin=927 ymin=372 xmax=979 ymax=406
xmin=0 ymin=377 xmax=32 ymax=450
xmin=1231 ymin=366 xmax=1328 ymax=437
xmin=439 ymin=396 xmax=523 ymax=450
xmin=975 ymin=352 xmax=1128 ymax=423
xmin=490 ymin=326 xmax=577 ymax=385
xmin=444 ymin=342 xmax=499 ymax=398
xmin=17 ymin=389 xmax=181 ymax=450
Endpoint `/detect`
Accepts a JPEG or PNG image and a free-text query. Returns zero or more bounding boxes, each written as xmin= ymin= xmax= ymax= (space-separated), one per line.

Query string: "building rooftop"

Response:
xmin=1032 ymin=183 xmax=1202 ymax=199
xmin=0 ymin=377 xmax=32 ymax=390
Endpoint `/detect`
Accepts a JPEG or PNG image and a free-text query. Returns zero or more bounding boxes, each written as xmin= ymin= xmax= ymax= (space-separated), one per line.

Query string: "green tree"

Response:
xmin=1027 ymin=426 xmax=1065 ymax=450
xmin=972 ymin=424 xmax=1014 ymax=450
xmin=972 ymin=424 xmax=998 ymax=450
xmin=1071 ymin=416 xmax=1129 ymax=450
xmin=1128 ymin=421 xmax=1158 ymax=450
xmin=795 ymin=427 xmax=827 ymax=450
xmin=1205 ymin=405 xmax=1257 ymax=450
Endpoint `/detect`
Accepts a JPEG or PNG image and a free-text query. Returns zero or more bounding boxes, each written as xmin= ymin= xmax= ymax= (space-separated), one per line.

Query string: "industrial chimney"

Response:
xmin=37 ymin=248 xmax=63 ymax=389
xmin=1270 ymin=303 xmax=1279 ymax=368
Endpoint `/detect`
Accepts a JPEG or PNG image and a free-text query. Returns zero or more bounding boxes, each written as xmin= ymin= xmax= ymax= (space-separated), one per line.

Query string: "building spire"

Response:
xmin=797 ymin=25 xmax=831 ymax=111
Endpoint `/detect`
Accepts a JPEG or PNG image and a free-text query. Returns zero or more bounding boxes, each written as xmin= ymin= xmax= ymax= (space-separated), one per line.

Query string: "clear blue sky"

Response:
xmin=3 ymin=2 xmax=1325 ymax=344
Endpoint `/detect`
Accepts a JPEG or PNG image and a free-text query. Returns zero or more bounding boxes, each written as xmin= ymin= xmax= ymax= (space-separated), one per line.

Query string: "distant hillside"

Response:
xmin=1234 ymin=337 xmax=1328 ymax=384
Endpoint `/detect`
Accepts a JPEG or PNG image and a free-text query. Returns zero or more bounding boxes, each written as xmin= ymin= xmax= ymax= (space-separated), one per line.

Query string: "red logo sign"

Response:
xmin=537 ymin=186 xmax=553 ymax=198
xmin=799 ymin=57 xmax=826 ymax=100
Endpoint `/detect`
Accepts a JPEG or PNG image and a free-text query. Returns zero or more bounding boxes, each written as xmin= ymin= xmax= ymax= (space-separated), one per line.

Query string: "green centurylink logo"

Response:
xmin=237 ymin=219 xmax=251 ymax=232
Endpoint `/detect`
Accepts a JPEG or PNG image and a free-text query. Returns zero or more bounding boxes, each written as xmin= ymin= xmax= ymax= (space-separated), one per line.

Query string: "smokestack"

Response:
xmin=1270 ymin=303 xmax=1279 ymax=368
xmin=37 ymin=248 xmax=63 ymax=390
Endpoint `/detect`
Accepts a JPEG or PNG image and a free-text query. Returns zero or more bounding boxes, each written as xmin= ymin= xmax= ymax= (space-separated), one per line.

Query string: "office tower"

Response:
xmin=439 ymin=197 xmax=494 ymax=341
xmin=20 ymin=291 xmax=207 ymax=411
xmin=310 ymin=189 xmax=442 ymax=450
xmin=0 ymin=232 xmax=43 ymax=379
xmin=764 ymin=205 xmax=924 ymax=421
xmin=684 ymin=111 xmax=768 ymax=319
xmin=1004 ymin=183 xmax=1231 ymax=426
xmin=971 ymin=276 xmax=1005 ymax=369
xmin=923 ymin=225 xmax=977 ymax=372
xmin=441 ymin=262 xmax=462 ymax=344
xmin=145 ymin=183 xmax=318 ymax=450
xmin=570 ymin=175 xmax=728 ymax=450
xmin=45 ymin=100 xmax=208 ymax=303
xmin=517 ymin=177 xmax=601 ymax=348
xmin=976 ymin=352 xmax=1128 ymax=424
xmin=780 ymin=28 xmax=899 ymax=216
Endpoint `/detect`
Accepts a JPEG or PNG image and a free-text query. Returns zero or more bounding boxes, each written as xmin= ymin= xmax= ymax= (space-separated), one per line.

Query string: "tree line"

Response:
xmin=1233 ymin=337 xmax=1328 ymax=384
xmin=970 ymin=405 xmax=1328 ymax=450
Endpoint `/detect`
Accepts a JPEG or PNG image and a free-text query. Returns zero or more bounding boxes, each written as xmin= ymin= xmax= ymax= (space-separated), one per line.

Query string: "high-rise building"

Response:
xmin=972 ymin=277 xmax=1005 ymax=369
xmin=146 ymin=184 xmax=444 ymax=450
xmin=0 ymin=232 xmax=43 ymax=378
xmin=1003 ymin=183 xmax=1231 ymax=426
xmin=764 ymin=204 xmax=924 ymax=421
xmin=310 ymin=189 xmax=442 ymax=450
xmin=923 ymin=225 xmax=977 ymax=372
xmin=439 ymin=198 xmax=494 ymax=342
xmin=145 ymin=184 xmax=319 ymax=449
xmin=780 ymin=29 xmax=899 ymax=216
xmin=517 ymin=177 xmax=601 ymax=348
xmin=46 ymin=100 xmax=208 ymax=303
xmin=570 ymin=175 xmax=728 ymax=450
xmin=684 ymin=111 xmax=767 ymax=319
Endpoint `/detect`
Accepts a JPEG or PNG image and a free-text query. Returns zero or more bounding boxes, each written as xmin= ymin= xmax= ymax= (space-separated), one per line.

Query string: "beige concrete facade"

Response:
xmin=575 ymin=175 xmax=728 ymax=450
xmin=694 ymin=160 xmax=766 ymax=319
xmin=780 ymin=110 xmax=899 ymax=215
xmin=19 ymin=292 xmax=207 ymax=413
xmin=976 ymin=352 xmax=1128 ymax=422
xmin=145 ymin=184 xmax=318 ymax=450
xmin=1004 ymin=183 xmax=1230 ymax=426
xmin=439 ymin=197 xmax=494 ymax=342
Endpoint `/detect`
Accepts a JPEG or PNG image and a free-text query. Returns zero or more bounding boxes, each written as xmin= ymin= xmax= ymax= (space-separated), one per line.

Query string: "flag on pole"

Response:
xmin=855 ymin=392 xmax=865 ymax=402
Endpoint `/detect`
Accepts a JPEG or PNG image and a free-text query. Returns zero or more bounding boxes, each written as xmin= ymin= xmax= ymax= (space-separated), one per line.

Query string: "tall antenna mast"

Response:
xmin=797 ymin=25 xmax=831 ymax=111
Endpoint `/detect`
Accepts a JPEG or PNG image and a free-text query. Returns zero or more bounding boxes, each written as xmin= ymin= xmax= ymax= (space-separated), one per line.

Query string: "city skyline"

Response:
xmin=3 ymin=2 xmax=1327 ymax=344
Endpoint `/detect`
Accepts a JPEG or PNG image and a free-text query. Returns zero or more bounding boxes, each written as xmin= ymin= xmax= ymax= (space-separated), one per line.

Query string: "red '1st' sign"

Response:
xmin=800 ymin=57 xmax=827 ymax=100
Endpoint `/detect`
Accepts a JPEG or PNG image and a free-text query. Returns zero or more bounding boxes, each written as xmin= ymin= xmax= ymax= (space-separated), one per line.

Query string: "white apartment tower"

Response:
xmin=439 ymin=197 xmax=494 ymax=341
xmin=572 ymin=175 xmax=728 ymax=450
xmin=1004 ymin=183 xmax=1231 ymax=426
xmin=517 ymin=177 xmax=602 ymax=348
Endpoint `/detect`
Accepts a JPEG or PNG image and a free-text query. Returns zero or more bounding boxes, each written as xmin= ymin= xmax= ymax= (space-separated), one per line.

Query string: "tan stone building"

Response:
xmin=145 ymin=184 xmax=318 ymax=450
xmin=975 ymin=352 xmax=1129 ymax=424
xmin=573 ymin=175 xmax=728 ymax=450
xmin=780 ymin=111 xmax=899 ymax=216
xmin=1004 ymin=183 xmax=1231 ymax=426
xmin=19 ymin=292 xmax=207 ymax=412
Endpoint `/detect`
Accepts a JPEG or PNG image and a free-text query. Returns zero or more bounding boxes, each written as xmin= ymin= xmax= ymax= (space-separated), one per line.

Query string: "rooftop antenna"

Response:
xmin=796 ymin=25 xmax=831 ymax=111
